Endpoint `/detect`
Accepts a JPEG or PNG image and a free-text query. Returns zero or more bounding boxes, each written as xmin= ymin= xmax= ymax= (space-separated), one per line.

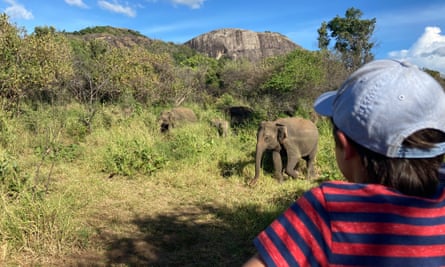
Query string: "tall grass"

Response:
xmin=0 ymin=102 xmax=341 ymax=265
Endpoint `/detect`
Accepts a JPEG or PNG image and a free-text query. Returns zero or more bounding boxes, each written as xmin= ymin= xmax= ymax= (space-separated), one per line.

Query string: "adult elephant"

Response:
xmin=250 ymin=117 xmax=319 ymax=185
xmin=225 ymin=106 xmax=254 ymax=127
xmin=159 ymin=107 xmax=197 ymax=133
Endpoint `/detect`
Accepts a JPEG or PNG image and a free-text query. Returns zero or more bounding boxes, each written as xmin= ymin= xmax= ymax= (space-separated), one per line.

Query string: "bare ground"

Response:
xmin=48 ymin=168 xmax=310 ymax=267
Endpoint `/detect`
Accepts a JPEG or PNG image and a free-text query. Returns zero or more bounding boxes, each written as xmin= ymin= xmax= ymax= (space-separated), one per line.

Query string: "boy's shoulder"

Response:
xmin=315 ymin=180 xmax=402 ymax=198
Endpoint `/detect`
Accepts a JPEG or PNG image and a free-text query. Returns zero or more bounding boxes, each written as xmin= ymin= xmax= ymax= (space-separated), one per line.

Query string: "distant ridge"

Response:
xmin=67 ymin=26 xmax=302 ymax=62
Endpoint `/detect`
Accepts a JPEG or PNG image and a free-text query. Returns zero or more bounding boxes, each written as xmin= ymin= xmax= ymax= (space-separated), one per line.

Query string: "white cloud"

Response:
xmin=4 ymin=0 xmax=33 ymax=20
xmin=98 ymin=0 xmax=136 ymax=17
xmin=65 ymin=0 xmax=88 ymax=8
xmin=389 ymin=27 xmax=445 ymax=75
xmin=170 ymin=0 xmax=205 ymax=9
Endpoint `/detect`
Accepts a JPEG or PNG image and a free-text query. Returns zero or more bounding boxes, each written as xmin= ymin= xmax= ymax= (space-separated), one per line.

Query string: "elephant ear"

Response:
xmin=258 ymin=121 xmax=267 ymax=132
xmin=276 ymin=123 xmax=288 ymax=143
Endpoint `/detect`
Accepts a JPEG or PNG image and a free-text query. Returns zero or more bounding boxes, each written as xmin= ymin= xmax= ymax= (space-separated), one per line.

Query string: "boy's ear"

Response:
xmin=336 ymin=130 xmax=358 ymax=160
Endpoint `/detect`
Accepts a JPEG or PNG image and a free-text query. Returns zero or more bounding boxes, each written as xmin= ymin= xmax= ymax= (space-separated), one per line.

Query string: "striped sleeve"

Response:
xmin=253 ymin=187 xmax=331 ymax=266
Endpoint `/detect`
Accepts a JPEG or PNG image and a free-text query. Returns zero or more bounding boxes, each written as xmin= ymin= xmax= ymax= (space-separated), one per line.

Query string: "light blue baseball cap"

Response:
xmin=314 ymin=59 xmax=445 ymax=158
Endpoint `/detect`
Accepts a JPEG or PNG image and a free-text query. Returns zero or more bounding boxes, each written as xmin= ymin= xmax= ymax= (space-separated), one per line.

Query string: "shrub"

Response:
xmin=103 ymin=138 xmax=167 ymax=177
xmin=0 ymin=150 xmax=29 ymax=197
xmin=0 ymin=112 xmax=13 ymax=147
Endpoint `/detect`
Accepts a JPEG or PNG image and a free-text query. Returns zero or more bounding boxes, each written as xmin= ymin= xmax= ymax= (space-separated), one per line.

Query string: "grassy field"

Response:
xmin=0 ymin=103 xmax=341 ymax=266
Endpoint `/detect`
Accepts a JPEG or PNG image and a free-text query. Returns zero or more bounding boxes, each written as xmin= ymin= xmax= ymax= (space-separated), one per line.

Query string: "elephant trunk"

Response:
xmin=250 ymin=144 xmax=265 ymax=186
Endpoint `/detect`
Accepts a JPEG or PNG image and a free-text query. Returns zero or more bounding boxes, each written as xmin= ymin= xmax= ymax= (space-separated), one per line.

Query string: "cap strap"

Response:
xmin=395 ymin=142 xmax=445 ymax=158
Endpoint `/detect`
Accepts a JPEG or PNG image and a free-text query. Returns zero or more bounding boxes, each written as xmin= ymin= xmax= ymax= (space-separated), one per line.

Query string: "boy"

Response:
xmin=243 ymin=59 xmax=445 ymax=266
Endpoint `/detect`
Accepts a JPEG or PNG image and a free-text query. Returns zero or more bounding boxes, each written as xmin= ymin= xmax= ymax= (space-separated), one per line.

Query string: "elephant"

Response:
xmin=211 ymin=118 xmax=229 ymax=137
xmin=250 ymin=117 xmax=319 ymax=185
xmin=159 ymin=107 xmax=197 ymax=133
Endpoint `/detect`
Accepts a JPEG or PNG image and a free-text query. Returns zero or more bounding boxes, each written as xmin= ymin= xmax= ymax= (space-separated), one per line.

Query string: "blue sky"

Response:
xmin=1 ymin=0 xmax=445 ymax=74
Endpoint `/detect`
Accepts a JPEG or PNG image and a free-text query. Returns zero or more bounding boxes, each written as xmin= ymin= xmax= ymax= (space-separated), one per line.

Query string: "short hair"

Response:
xmin=333 ymin=123 xmax=445 ymax=197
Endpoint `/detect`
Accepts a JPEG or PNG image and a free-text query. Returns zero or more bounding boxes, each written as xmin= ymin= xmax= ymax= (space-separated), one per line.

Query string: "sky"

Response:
xmin=1 ymin=0 xmax=445 ymax=75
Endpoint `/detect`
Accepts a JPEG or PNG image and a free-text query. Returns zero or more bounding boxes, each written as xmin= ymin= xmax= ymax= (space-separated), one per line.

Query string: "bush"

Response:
xmin=103 ymin=138 xmax=167 ymax=177
xmin=0 ymin=150 xmax=29 ymax=197
xmin=0 ymin=112 xmax=13 ymax=147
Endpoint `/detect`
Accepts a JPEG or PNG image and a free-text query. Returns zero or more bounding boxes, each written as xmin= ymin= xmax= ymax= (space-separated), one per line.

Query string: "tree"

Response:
xmin=251 ymin=50 xmax=328 ymax=118
xmin=0 ymin=16 xmax=73 ymax=109
xmin=261 ymin=49 xmax=325 ymax=94
xmin=317 ymin=22 xmax=330 ymax=50
xmin=318 ymin=7 xmax=376 ymax=70
xmin=0 ymin=14 xmax=25 ymax=110
xmin=21 ymin=26 xmax=74 ymax=102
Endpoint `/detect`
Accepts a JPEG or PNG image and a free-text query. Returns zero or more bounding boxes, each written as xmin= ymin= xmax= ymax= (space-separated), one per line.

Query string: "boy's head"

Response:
xmin=314 ymin=59 xmax=445 ymax=196
xmin=314 ymin=59 xmax=445 ymax=159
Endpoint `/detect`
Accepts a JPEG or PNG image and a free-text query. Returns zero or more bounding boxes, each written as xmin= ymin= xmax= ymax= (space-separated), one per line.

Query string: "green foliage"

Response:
xmin=0 ymin=190 xmax=89 ymax=257
xmin=17 ymin=104 xmax=86 ymax=166
xmin=64 ymin=116 xmax=89 ymax=142
xmin=103 ymin=138 xmax=167 ymax=177
xmin=33 ymin=25 xmax=56 ymax=36
xmin=159 ymin=127 xmax=215 ymax=162
xmin=34 ymin=143 xmax=82 ymax=163
xmin=179 ymin=53 xmax=221 ymax=91
xmin=317 ymin=22 xmax=330 ymax=50
xmin=0 ymin=150 xmax=28 ymax=196
xmin=262 ymin=49 xmax=325 ymax=92
xmin=217 ymin=59 xmax=272 ymax=100
xmin=0 ymin=14 xmax=25 ymax=109
xmin=250 ymin=50 xmax=331 ymax=118
xmin=0 ymin=111 xmax=13 ymax=147
xmin=72 ymin=25 xmax=145 ymax=38
xmin=214 ymin=93 xmax=236 ymax=109
xmin=21 ymin=29 xmax=74 ymax=102
xmin=69 ymin=37 xmax=171 ymax=106
xmin=0 ymin=12 xmax=353 ymax=119
xmin=0 ymin=14 xmax=74 ymax=108
xmin=315 ymin=118 xmax=344 ymax=181
xmin=318 ymin=7 xmax=376 ymax=70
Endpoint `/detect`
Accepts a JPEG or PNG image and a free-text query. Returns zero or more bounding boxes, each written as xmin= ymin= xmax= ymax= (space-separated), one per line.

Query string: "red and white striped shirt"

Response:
xmin=254 ymin=181 xmax=445 ymax=266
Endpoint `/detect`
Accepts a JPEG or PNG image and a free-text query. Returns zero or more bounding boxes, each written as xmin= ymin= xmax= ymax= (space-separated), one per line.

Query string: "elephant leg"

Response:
xmin=272 ymin=151 xmax=284 ymax=183
xmin=306 ymin=152 xmax=316 ymax=179
xmin=285 ymin=153 xmax=300 ymax=179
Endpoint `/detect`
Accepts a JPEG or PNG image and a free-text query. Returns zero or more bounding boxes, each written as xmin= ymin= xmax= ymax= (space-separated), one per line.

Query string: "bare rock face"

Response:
xmin=184 ymin=28 xmax=301 ymax=61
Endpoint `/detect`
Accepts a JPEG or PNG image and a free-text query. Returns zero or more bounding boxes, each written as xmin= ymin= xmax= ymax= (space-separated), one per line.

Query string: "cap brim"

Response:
xmin=313 ymin=91 xmax=337 ymax=117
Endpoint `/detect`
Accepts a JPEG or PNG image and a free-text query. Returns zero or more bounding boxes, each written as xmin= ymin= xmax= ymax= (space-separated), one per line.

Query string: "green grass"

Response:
xmin=0 ymin=103 xmax=342 ymax=266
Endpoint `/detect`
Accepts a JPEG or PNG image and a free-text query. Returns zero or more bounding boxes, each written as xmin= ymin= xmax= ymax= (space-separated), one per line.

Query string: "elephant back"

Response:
xmin=159 ymin=107 xmax=197 ymax=133
xmin=170 ymin=107 xmax=197 ymax=122
xmin=276 ymin=117 xmax=319 ymax=152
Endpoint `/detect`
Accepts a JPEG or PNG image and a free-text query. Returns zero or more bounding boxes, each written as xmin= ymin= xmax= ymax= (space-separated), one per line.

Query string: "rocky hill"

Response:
xmin=68 ymin=26 xmax=301 ymax=62
xmin=184 ymin=28 xmax=301 ymax=61
xmin=67 ymin=26 xmax=192 ymax=56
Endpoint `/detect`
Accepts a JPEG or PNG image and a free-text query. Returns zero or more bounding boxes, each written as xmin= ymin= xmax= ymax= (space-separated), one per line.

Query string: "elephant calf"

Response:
xmin=211 ymin=118 xmax=229 ymax=137
xmin=250 ymin=117 xmax=319 ymax=185
xmin=159 ymin=107 xmax=197 ymax=133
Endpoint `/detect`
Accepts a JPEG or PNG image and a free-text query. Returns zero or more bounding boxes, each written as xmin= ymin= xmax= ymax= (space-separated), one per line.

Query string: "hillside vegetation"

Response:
xmin=0 ymin=13 xmax=443 ymax=266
